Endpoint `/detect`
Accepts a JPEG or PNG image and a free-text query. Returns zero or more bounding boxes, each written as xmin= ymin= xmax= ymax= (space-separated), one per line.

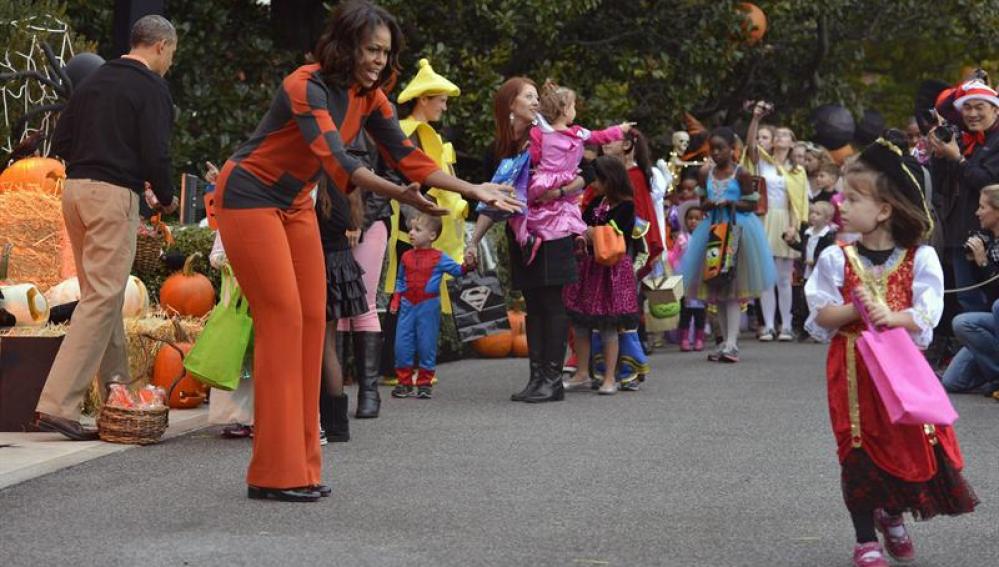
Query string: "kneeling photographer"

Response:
xmin=942 ymin=185 xmax=999 ymax=394
xmin=929 ymin=75 xmax=999 ymax=312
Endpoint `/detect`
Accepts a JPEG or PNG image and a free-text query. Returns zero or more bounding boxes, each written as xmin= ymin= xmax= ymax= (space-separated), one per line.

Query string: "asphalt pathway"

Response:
xmin=1 ymin=340 xmax=996 ymax=566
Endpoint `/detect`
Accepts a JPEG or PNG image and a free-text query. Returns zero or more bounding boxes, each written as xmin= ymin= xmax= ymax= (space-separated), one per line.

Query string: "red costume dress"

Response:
xmin=806 ymin=244 xmax=978 ymax=518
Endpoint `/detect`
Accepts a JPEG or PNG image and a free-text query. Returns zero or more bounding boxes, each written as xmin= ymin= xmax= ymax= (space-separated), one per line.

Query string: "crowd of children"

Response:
xmin=195 ymin=49 xmax=979 ymax=563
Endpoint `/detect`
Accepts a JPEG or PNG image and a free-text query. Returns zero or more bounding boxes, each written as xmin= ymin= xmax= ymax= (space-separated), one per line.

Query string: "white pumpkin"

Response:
xmin=122 ymin=276 xmax=149 ymax=318
xmin=0 ymin=283 xmax=50 ymax=326
xmin=44 ymin=275 xmax=149 ymax=318
xmin=45 ymin=276 xmax=81 ymax=306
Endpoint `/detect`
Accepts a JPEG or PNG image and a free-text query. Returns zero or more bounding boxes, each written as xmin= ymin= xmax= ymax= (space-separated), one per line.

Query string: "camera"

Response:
xmin=933 ymin=123 xmax=961 ymax=143
xmin=964 ymin=230 xmax=989 ymax=261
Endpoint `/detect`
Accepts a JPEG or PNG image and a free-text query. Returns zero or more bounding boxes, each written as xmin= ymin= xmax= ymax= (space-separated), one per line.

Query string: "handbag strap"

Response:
xmin=221 ymin=264 xmax=248 ymax=312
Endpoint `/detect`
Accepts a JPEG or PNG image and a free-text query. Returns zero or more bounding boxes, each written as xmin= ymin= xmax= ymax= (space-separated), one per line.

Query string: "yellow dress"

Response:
xmin=383 ymin=118 xmax=468 ymax=313
xmin=741 ymin=148 xmax=808 ymax=259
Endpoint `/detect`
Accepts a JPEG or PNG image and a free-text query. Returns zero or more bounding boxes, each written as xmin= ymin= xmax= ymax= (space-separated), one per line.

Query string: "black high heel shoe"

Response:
xmin=247 ymin=486 xmax=320 ymax=502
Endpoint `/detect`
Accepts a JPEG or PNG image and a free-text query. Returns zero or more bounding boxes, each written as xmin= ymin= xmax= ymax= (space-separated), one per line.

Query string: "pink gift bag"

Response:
xmin=852 ymin=289 xmax=958 ymax=426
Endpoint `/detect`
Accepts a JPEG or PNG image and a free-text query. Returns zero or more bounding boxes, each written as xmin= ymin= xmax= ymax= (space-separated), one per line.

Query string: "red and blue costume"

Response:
xmin=391 ymin=248 xmax=468 ymax=387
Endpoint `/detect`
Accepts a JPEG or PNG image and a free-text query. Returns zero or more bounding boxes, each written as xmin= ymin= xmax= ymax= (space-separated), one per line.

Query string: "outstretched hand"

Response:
xmin=473 ymin=183 xmax=523 ymax=214
xmin=397 ymin=182 xmax=448 ymax=217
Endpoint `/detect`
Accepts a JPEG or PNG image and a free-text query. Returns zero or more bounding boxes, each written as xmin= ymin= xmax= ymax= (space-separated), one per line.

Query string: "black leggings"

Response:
xmin=522 ymin=285 xmax=569 ymax=367
xmin=679 ymin=306 xmax=706 ymax=330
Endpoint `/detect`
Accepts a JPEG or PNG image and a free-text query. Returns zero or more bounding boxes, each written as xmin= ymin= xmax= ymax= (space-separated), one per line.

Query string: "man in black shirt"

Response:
xmin=35 ymin=15 xmax=179 ymax=440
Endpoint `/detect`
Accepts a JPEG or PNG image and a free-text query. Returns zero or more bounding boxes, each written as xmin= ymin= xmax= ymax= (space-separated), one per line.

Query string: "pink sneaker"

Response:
xmin=693 ymin=329 xmax=705 ymax=351
xmin=852 ymin=542 xmax=889 ymax=567
xmin=874 ymin=509 xmax=915 ymax=562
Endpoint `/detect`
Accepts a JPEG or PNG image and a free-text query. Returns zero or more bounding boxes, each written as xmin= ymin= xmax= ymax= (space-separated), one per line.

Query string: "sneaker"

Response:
xmin=319 ymin=429 xmax=328 ymax=446
xmin=693 ymin=330 xmax=705 ymax=351
xmin=777 ymin=330 xmax=794 ymax=342
xmin=620 ymin=379 xmax=640 ymax=392
xmin=416 ymin=387 xmax=432 ymax=399
xmin=758 ymin=329 xmax=776 ymax=342
xmin=874 ymin=509 xmax=915 ymax=562
xmin=852 ymin=542 xmax=889 ymax=567
xmin=680 ymin=336 xmax=692 ymax=352
xmin=221 ymin=424 xmax=253 ymax=439
xmin=719 ymin=346 xmax=740 ymax=363
xmin=391 ymin=385 xmax=413 ymax=398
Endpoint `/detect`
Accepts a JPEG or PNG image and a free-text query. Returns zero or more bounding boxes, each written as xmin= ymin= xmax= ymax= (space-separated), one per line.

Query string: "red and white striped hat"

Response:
xmin=954 ymin=80 xmax=999 ymax=109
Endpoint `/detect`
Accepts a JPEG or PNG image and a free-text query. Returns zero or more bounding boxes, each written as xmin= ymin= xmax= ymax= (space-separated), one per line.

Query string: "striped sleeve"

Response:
xmin=285 ymin=70 xmax=363 ymax=192
xmin=365 ymin=91 xmax=440 ymax=185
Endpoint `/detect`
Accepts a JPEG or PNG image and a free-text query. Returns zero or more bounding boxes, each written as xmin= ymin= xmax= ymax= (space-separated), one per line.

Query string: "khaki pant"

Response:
xmin=36 ymin=179 xmax=139 ymax=421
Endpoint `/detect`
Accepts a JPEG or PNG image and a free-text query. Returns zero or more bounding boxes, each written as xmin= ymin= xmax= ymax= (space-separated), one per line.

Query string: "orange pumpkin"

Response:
xmin=738 ymin=2 xmax=767 ymax=45
xmin=159 ymin=253 xmax=216 ymax=317
xmin=472 ymin=331 xmax=513 ymax=358
xmin=0 ymin=157 xmax=66 ymax=195
xmin=150 ymin=319 xmax=206 ymax=408
xmin=511 ymin=333 xmax=528 ymax=357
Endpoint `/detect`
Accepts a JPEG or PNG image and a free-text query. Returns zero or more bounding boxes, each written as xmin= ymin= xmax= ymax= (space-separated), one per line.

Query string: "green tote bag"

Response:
xmin=184 ymin=264 xmax=253 ymax=391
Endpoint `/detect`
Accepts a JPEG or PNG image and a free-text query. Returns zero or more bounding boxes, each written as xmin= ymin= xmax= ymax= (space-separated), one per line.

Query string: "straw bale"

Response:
xmin=0 ymin=189 xmax=72 ymax=290
xmin=2 ymin=313 xmax=204 ymax=415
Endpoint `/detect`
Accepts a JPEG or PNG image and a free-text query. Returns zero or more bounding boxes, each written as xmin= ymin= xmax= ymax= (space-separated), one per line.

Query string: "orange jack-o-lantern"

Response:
xmin=159 ymin=253 xmax=216 ymax=318
xmin=0 ymin=157 xmax=66 ymax=195
xmin=738 ymin=2 xmax=767 ymax=45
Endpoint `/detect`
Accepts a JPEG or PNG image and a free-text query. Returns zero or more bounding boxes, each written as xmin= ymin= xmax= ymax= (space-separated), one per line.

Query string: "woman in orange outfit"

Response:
xmin=214 ymin=0 xmax=520 ymax=502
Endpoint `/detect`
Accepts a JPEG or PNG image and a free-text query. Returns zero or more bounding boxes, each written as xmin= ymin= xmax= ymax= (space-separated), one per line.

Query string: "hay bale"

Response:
xmin=0 ymin=189 xmax=73 ymax=290
xmin=2 ymin=313 xmax=204 ymax=415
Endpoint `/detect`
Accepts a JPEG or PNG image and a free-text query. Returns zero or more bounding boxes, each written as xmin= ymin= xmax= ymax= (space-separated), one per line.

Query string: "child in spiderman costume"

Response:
xmin=390 ymin=212 xmax=470 ymax=399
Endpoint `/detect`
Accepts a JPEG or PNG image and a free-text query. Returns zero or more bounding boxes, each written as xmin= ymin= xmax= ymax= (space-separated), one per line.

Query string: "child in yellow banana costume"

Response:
xmin=384 ymin=59 xmax=467 ymax=314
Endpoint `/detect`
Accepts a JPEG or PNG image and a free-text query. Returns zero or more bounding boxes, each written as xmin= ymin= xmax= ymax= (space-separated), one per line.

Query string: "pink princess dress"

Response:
xmin=509 ymin=117 xmax=623 ymax=255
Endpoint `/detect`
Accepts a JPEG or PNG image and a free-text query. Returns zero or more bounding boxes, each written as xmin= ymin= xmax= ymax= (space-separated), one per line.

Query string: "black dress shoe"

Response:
xmin=35 ymin=412 xmax=99 ymax=441
xmin=247 ymin=486 xmax=320 ymax=502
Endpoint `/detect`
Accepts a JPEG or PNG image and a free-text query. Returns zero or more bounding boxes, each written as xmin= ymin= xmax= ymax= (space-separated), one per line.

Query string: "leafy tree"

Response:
xmin=44 ymin=0 xmax=999 ymax=181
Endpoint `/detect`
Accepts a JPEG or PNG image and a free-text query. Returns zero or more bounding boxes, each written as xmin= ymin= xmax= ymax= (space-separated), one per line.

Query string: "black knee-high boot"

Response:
xmin=523 ymin=299 xmax=567 ymax=403
xmin=354 ymin=332 xmax=382 ymax=418
xmin=511 ymin=312 xmax=545 ymax=402
xmin=319 ymin=390 xmax=350 ymax=442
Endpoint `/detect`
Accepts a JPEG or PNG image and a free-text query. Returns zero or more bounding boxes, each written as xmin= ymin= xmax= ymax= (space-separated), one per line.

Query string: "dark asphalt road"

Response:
xmin=1 ymin=341 xmax=995 ymax=566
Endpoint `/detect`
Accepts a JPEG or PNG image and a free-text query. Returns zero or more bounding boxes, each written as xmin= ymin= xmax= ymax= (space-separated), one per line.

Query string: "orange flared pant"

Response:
xmin=215 ymin=182 xmax=325 ymax=489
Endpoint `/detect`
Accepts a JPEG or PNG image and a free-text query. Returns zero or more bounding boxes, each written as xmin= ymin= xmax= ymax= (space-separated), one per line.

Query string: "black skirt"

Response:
xmin=840 ymin=447 xmax=979 ymax=520
xmin=324 ymin=249 xmax=368 ymax=322
xmin=508 ymin=230 xmax=578 ymax=290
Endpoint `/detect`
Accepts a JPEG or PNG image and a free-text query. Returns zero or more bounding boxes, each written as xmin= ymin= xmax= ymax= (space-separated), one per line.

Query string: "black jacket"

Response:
xmin=51 ymin=58 xmax=174 ymax=205
xmin=930 ymin=126 xmax=999 ymax=248
xmin=787 ymin=225 xmax=837 ymax=270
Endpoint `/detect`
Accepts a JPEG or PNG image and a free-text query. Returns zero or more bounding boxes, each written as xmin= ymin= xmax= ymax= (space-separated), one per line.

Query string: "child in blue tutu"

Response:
xmin=680 ymin=127 xmax=776 ymax=362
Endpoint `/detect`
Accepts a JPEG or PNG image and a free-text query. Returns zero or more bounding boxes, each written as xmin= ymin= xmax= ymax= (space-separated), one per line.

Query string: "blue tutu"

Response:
xmin=679 ymin=169 xmax=776 ymax=302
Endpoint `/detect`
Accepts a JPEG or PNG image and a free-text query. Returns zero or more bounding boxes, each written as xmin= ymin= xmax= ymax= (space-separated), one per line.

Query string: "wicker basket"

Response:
xmin=133 ymin=215 xmax=173 ymax=274
xmin=97 ymin=405 xmax=169 ymax=445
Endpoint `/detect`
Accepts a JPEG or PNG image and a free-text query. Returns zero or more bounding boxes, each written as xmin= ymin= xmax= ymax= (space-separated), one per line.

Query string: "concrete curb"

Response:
xmin=0 ymin=407 xmax=209 ymax=490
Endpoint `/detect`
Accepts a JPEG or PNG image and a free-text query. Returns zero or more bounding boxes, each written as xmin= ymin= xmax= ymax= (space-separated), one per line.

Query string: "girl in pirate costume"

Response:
xmin=806 ymin=139 xmax=978 ymax=567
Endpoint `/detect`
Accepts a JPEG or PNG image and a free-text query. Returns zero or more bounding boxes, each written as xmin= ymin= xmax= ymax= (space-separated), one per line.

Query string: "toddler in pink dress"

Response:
xmin=512 ymin=80 xmax=632 ymax=264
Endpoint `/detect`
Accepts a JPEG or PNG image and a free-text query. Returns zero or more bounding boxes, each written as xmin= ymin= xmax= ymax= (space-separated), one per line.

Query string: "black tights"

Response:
xmin=850 ymin=508 xmax=903 ymax=544
xmin=522 ymin=285 xmax=569 ymax=367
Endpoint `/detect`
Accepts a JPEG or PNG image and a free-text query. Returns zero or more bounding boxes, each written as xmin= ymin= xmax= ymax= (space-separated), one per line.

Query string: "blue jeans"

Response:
xmin=942 ymin=299 xmax=999 ymax=393
xmin=950 ymin=247 xmax=989 ymax=313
